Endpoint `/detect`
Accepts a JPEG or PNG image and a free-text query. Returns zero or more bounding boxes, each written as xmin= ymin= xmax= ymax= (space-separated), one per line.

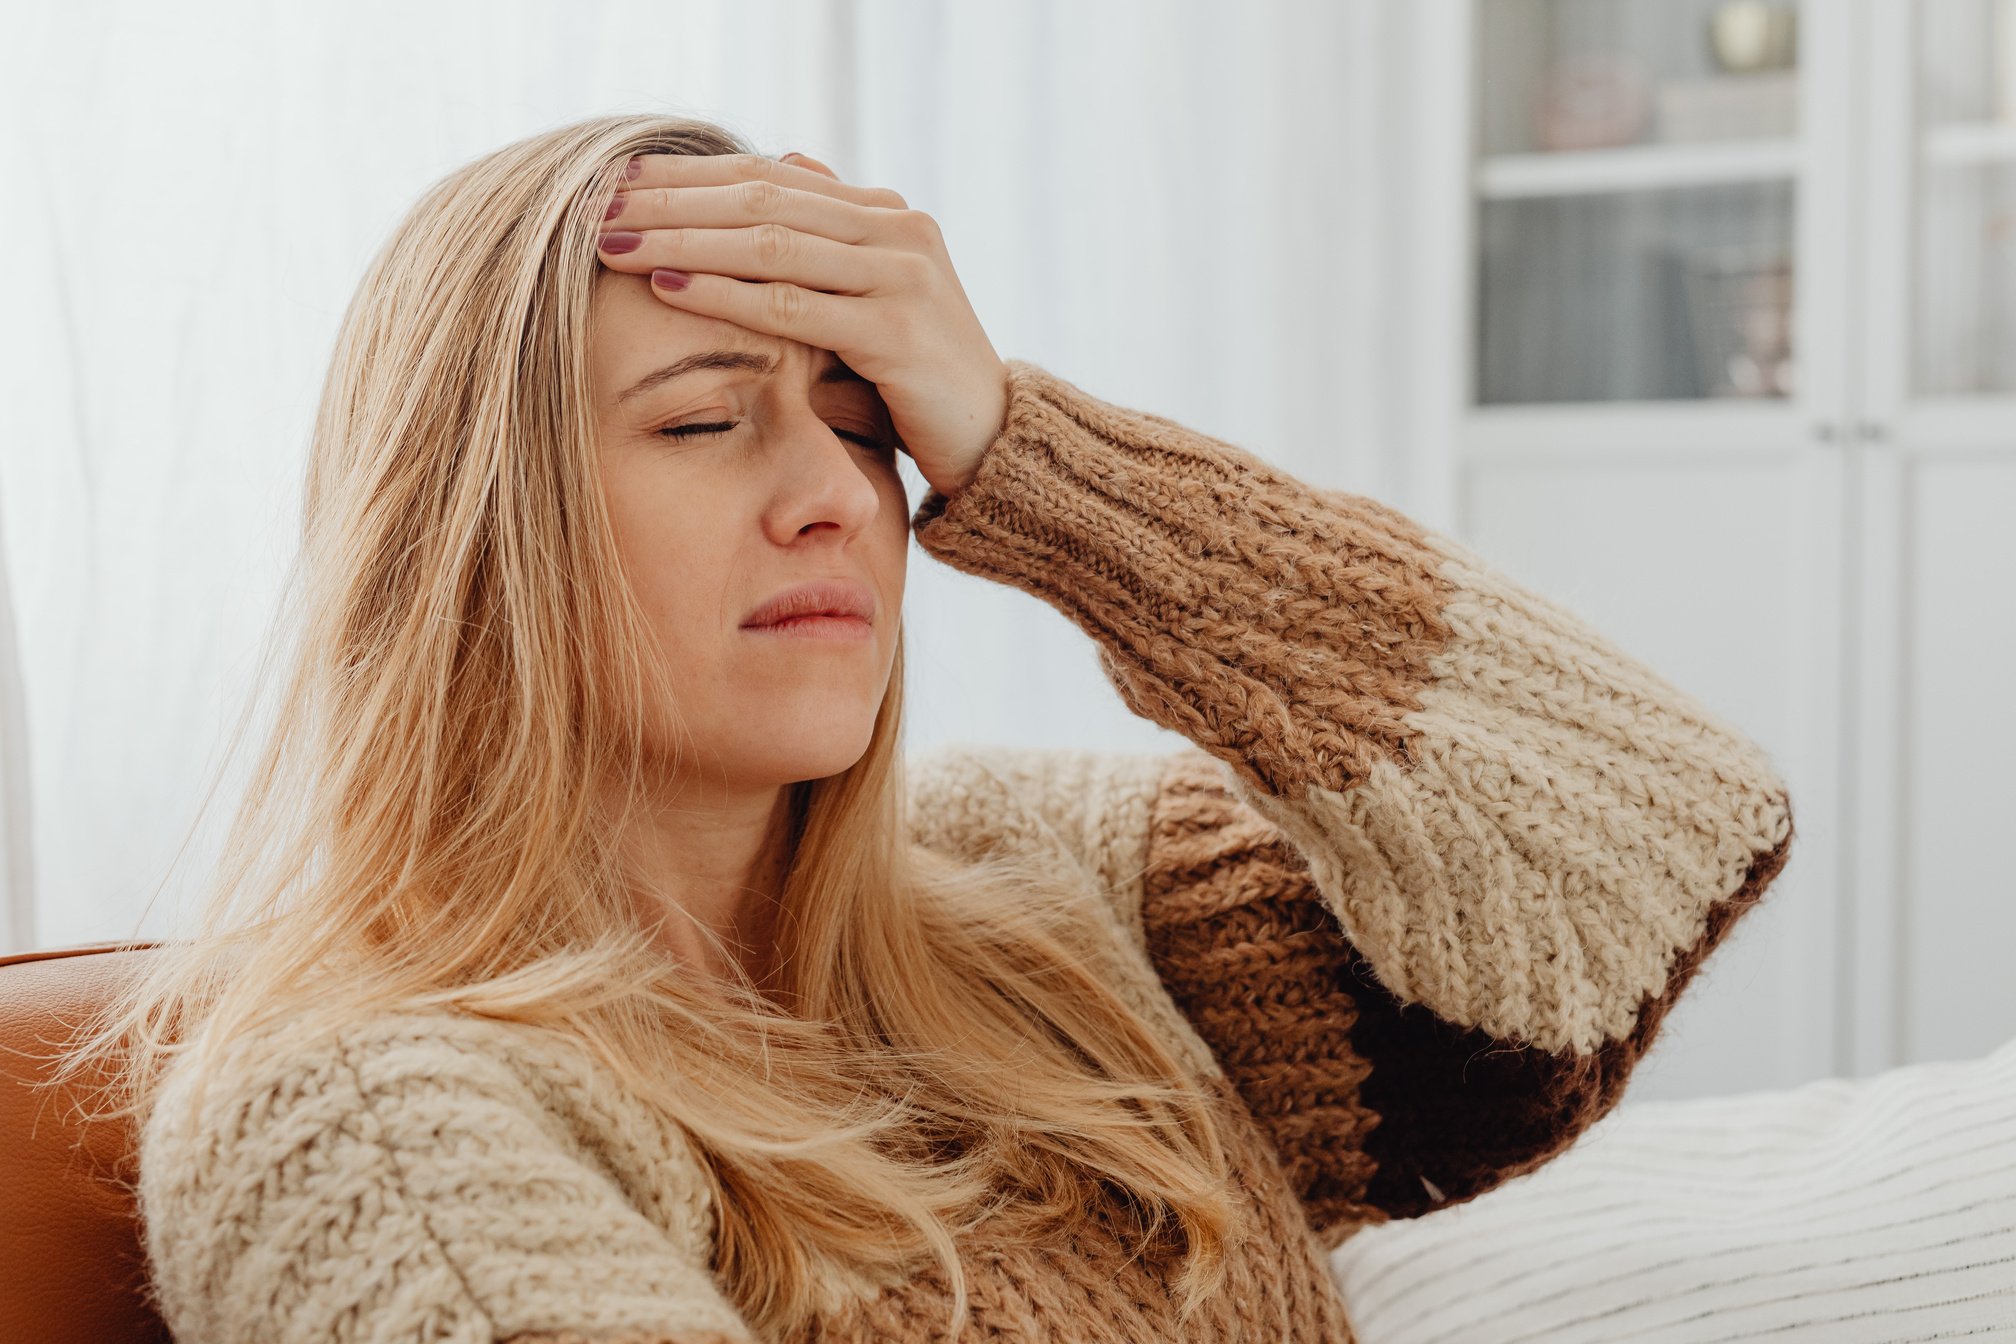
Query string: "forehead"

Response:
xmin=590 ymin=273 xmax=860 ymax=401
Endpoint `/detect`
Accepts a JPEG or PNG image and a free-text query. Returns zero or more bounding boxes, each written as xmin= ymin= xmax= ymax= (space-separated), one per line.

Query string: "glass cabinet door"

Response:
xmin=1473 ymin=0 xmax=1804 ymax=406
xmin=1914 ymin=0 xmax=2016 ymax=398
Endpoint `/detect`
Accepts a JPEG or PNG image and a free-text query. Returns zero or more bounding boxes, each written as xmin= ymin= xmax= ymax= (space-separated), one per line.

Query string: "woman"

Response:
xmin=63 ymin=113 xmax=1795 ymax=1344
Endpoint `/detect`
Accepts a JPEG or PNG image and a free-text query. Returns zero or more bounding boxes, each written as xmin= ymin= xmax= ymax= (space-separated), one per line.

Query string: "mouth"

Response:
xmin=743 ymin=613 xmax=874 ymax=640
xmin=740 ymin=578 xmax=878 ymax=637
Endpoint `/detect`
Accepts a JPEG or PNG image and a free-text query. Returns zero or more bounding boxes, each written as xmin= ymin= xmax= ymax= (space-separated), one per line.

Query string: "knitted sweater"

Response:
xmin=137 ymin=359 xmax=1797 ymax=1344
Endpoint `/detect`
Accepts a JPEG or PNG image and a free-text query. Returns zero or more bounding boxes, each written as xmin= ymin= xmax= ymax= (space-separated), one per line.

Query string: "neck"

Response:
xmin=604 ymin=767 xmax=795 ymax=988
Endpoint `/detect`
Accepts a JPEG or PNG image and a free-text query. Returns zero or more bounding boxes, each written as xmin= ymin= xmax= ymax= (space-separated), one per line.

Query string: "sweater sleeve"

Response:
xmin=137 ymin=1011 xmax=757 ymax=1344
xmin=908 ymin=359 xmax=1797 ymax=1246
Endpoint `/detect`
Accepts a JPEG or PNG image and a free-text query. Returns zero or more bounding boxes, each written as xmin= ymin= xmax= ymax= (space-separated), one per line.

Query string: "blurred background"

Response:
xmin=2 ymin=0 xmax=2012 ymax=1107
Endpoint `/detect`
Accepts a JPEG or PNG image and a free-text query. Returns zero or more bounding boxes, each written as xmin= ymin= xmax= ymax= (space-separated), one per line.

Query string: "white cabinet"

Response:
xmin=1403 ymin=0 xmax=2016 ymax=1101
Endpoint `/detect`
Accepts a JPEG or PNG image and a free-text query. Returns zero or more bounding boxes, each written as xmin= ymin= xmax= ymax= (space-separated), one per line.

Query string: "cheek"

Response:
xmin=601 ymin=462 xmax=721 ymax=636
xmin=875 ymin=456 xmax=912 ymax=522
xmin=874 ymin=468 xmax=912 ymax=584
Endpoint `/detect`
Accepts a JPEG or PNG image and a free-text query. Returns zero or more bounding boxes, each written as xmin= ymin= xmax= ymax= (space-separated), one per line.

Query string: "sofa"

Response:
xmin=8 ymin=941 xmax=2014 ymax=1344
xmin=0 ymin=942 xmax=170 ymax=1343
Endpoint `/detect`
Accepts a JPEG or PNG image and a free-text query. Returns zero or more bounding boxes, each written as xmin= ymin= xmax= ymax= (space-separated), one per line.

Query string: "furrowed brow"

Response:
xmin=616 ymin=349 xmax=776 ymax=405
xmin=615 ymin=349 xmax=867 ymax=404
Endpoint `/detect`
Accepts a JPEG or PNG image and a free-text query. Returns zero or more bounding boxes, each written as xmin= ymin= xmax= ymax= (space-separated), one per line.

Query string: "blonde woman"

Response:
xmin=62 ymin=113 xmax=1795 ymax=1344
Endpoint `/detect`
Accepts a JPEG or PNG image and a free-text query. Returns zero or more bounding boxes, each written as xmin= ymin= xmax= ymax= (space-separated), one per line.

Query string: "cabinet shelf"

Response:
xmin=1923 ymin=121 xmax=2016 ymax=166
xmin=1476 ymin=138 xmax=1801 ymax=199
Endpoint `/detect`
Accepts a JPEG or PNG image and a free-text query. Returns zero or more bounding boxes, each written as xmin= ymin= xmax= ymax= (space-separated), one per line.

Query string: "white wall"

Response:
xmin=0 ymin=0 xmax=1417 ymax=950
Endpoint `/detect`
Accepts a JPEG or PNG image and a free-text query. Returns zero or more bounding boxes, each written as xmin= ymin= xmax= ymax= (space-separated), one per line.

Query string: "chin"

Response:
xmin=774 ymin=742 xmax=875 ymax=785
xmin=737 ymin=721 xmax=879 ymax=785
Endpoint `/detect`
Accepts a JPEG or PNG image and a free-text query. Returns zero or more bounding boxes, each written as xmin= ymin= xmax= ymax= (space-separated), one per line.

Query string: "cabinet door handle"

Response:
xmin=1857 ymin=419 xmax=1891 ymax=442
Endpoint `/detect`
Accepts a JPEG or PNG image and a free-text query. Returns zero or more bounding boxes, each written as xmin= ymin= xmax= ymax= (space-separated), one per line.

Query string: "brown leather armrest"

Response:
xmin=0 ymin=942 xmax=173 ymax=1344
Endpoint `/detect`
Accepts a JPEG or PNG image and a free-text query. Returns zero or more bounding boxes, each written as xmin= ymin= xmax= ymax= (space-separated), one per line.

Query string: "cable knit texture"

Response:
xmin=138 ymin=358 xmax=1796 ymax=1342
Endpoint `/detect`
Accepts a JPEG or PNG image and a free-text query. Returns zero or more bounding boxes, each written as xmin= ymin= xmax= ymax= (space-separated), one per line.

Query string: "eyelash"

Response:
xmin=657 ymin=420 xmax=895 ymax=452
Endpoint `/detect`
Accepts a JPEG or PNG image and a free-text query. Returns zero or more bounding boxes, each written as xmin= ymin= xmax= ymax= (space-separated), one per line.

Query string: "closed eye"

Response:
xmin=657 ymin=421 xmax=894 ymax=452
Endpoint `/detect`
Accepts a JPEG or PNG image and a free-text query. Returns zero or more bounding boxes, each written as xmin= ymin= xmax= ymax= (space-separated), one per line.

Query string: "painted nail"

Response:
xmin=625 ymin=156 xmax=643 ymax=180
xmin=651 ymin=269 xmax=692 ymax=291
xmin=599 ymin=231 xmax=642 ymax=255
xmin=603 ymin=193 xmax=626 ymax=221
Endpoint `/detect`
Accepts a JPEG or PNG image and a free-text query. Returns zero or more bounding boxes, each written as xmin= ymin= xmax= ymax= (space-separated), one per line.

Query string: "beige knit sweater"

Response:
xmin=137 ymin=360 xmax=1797 ymax=1344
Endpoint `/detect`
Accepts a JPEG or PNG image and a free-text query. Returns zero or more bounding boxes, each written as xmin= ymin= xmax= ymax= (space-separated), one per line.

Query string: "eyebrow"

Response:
xmin=614 ymin=348 xmax=867 ymax=405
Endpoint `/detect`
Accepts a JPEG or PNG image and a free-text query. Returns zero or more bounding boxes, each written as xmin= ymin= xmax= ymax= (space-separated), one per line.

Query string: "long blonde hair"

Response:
xmin=53 ymin=112 xmax=1248 ymax=1341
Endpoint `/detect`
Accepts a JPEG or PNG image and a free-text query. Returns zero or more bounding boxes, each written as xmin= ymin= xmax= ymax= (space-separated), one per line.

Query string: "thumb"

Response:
xmin=779 ymin=151 xmax=842 ymax=182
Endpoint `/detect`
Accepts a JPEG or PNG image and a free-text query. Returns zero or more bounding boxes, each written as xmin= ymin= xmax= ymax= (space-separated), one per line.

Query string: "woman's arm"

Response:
xmin=909 ymin=359 xmax=1796 ymax=1243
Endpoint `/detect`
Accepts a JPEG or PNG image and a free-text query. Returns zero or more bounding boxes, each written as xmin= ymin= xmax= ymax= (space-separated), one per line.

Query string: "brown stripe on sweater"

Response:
xmin=1140 ymin=751 xmax=1388 ymax=1244
xmin=913 ymin=360 xmax=1463 ymax=804
xmin=1141 ymin=750 xmax=1797 ymax=1238
xmin=1089 ymin=486 xmax=1460 ymax=804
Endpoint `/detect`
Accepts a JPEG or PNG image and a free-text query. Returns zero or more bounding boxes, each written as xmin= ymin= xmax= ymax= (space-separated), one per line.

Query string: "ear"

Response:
xmin=779 ymin=151 xmax=843 ymax=183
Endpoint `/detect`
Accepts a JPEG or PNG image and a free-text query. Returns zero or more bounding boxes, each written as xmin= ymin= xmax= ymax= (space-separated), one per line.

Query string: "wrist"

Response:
xmin=936 ymin=464 xmax=981 ymax=499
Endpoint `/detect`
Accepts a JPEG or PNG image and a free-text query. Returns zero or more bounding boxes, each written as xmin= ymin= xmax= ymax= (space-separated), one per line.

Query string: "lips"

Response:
xmin=740 ymin=577 xmax=877 ymax=629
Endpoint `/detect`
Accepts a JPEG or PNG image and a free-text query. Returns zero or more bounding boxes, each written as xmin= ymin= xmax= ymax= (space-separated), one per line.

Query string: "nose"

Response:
xmin=761 ymin=403 xmax=885 ymax=547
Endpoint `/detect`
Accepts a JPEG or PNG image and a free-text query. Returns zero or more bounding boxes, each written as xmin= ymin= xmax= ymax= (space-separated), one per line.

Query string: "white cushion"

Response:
xmin=1330 ymin=1035 xmax=2016 ymax=1343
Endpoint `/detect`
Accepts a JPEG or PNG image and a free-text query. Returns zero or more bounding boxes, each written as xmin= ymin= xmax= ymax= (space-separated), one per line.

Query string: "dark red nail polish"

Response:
xmin=603 ymin=193 xmax=626 ymax=221
xmin=625 ymin=156 xmax=643 ymax=180
xmin=651 ymin=269 xmax=692 ymax=291
xmin=599 ymin=231 xmax=642 ymax=255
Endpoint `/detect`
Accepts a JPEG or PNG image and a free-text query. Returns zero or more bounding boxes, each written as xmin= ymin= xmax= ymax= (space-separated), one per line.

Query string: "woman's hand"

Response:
xmin=594 ymin=152 xmax=1009 ymax=499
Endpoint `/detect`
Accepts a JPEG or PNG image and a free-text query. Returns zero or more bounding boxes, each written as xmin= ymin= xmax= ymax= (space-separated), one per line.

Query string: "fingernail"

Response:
xmin=603 ymin=193 xmax=626 ymax=221
xmin=651 ymin=269 xmax=691 ymax=291
xmin=624 ymin=156 xmax=643 ymax=180
xmin=599 ymin=231 xmax=642 ymax=255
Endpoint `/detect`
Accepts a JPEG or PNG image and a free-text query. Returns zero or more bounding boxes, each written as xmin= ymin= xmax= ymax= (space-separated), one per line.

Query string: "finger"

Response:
xmin=640 ymin=271 xmax=863 ymax=354
xmin=628 ymin=151 xmax=902 ymax=210
xmin=602 ymin=181 xmax=888 ymax=248
xmin=596 ymin=223 xmax=904 ymax=297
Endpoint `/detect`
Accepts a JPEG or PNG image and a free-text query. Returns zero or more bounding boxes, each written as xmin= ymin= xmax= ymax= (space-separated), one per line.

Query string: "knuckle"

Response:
xmin=751 ymin=221 xmax=793 ymax=266
xmin=868 ymin=186 xmax=908 ymax=209
xmin=895 ymin=209 xmax=942 ymax=246
xmin=737 ymin=178 xmax=788 ymax=218
xmin=763 ymin=281 xmax=806 ymax=325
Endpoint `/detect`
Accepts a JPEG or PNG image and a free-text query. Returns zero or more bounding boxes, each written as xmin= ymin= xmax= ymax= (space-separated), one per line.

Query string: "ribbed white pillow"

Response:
xmin=1330 ymin=1035 xmax=2016 ymax=1343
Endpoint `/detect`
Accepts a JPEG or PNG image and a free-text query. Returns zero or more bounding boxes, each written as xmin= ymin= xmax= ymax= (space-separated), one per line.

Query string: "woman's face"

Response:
xmin=589 ymin=271 xmax=909 ymax=790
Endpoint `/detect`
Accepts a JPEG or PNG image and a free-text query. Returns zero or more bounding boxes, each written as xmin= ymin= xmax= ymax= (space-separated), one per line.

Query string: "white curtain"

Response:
xmin=0 ymin=0 xmax=1415 ymax=952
